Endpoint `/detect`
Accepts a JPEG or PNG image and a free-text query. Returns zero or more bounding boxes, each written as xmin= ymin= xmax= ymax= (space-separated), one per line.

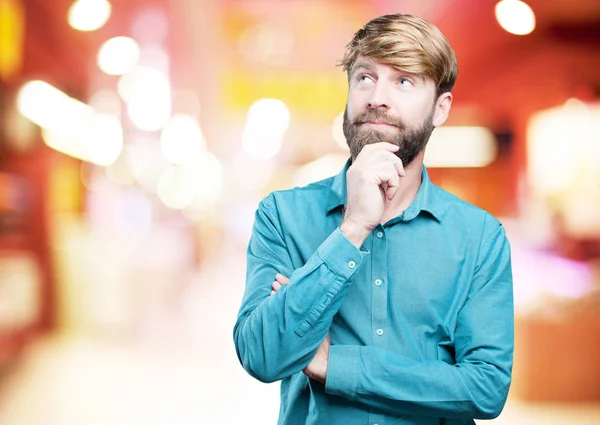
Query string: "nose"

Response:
xmin=366 ymin=83 xmax=390 ymax=110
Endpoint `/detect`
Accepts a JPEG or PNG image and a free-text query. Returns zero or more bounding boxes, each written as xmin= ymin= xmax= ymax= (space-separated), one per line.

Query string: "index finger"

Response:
xmin=383 ymin=150 xmax=406 ymax=177
xmin=275 ymin=274 xmax=290 ymax=285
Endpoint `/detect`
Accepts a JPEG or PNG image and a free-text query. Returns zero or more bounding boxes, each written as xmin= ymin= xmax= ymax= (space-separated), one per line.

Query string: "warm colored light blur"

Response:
xmin=239 ymin=24 xmax=294 ymax=66
xmin=97 ymin=36 xmax=140 ymax=76
xmin=68 ymin=0 xmax=111 ymax=32
xmin=230 ymin=154 xmax=274 ymax=192
xmin=160 ymin=114 xmax=205 ymax=164
xmin=0 ymin=0 xmax=25 ymax=81
xmin=157 ymin=152 xmax=223 ymax=210
xmin=187 ymin=152 xmax=223 ymax=206
xmin=118 ymin=66 xmax=171 ymax=131
xmin=332 ymin=111 xmax=348 ymax=151
xmin=129 ymin=140 xmax=169 ymax=194
xmin=495 ymin=0 xmax=536 ymax=35
xmin=139 ymin=45 xmax=170 ymax=75
xmin=528 ymin=100 xmax=600 ymax=237
xmin=294 ymin=154 xmax=349 ymax=187
xmin=105 ymin=147 xmax=136 ymax=186
xmin=242 ymin=98 xmax=290 ymax=160
xmin=527 ymin=101 xmax=595 ymax=195
xmin=131 ymin=8 xmax=169 ymax=44
xmin=86 ymin=114 xmax=123 ymax=166
xmin=17 ymin=80 xmax=92 ymax=131
xmin=88 ymin=89 xmax=121 ymax=115
xmin=41 ymin=114 xmax=122 ymax=167
xmin=424 ymin=126 xmax=497 ymax=168
xmin=17 ymin=80 xmax=122 ymax=165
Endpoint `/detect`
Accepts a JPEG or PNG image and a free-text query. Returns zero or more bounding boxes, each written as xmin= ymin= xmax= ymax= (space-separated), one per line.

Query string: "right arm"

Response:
xmin=233 ymin=193 xmax=366 ymax=383
xmin=234 ymin=142 xmax=403 ymax=383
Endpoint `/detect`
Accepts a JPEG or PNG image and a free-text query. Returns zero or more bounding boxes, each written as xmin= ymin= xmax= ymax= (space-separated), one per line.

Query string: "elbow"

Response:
xmin=472 ymin=382 xmax=511 ymax=420
xmin=234 ymin=328 xmax=281 ymax=384
xmin=474 ymin=404 xmax=503 ymax=420
xmin=241 ymin=358 xmax=280 ymax=384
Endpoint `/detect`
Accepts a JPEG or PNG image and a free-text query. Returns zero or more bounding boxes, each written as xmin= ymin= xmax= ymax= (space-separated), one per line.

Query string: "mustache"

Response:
xmin=352 ymin=109 xmax=406 ymax=130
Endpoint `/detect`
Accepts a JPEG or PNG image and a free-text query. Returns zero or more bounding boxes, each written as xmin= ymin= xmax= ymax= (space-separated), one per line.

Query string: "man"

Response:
xmin=234 ymin=13 xmax=513 ymax=425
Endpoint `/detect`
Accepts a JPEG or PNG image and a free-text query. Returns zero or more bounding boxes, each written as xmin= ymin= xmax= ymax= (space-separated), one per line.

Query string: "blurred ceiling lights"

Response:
xmin=242 ymin=98 xmax=290 ymax=160
xmin=495 ymin=0 xmax=536 ymax=35
xmin=17 ymin=80 xmax=122 ymax=165
xmin=68 ymin=0 xmax=112 ymax=32
xmin=97 ymin=36 xmax=141 ymax=76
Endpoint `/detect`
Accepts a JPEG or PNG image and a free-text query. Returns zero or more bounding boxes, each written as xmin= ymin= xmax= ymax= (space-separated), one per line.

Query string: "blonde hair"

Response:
xmin=340 ymin=14 xmax=458 ymax=96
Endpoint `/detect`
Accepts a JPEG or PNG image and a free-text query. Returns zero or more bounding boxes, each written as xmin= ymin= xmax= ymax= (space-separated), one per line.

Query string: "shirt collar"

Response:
xmin=325 ymin=158 xmax=444 ymax=222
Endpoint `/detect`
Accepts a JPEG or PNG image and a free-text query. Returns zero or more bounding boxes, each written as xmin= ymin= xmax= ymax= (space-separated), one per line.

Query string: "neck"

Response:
xmin=381 ymin=151 xmax=424 ymax=223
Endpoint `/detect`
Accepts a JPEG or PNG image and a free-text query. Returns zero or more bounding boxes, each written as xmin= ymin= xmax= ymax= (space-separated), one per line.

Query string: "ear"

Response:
xmin=432 ymin=92 xmax=453 ymax=127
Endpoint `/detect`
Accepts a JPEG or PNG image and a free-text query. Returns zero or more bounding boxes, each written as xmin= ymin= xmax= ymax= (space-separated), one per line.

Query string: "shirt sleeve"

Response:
xmin=325 ymin=218 xmax=514 ymax=420
xmin=234 ymin=193 xmax=368 ymax=383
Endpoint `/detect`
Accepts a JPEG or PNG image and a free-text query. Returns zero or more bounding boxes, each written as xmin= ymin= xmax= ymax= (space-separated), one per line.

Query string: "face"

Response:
xmin=343 ymin=56 xmax=452 ymax=166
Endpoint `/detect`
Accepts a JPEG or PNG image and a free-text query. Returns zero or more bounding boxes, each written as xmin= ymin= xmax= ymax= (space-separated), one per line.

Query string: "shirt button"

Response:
xmin=376 ymin=328 xmax=383 ymax=336
xmin=348 ymin=260 xmax=356 ymax=269
xmin=374 ymin=279 xmax=382 ymax=286
xmin=376 ymin=231 xmax=383 ymax=238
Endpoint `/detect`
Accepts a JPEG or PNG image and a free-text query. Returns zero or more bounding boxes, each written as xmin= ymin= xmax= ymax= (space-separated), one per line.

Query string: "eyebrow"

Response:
xmin=350 ymin=60 xmax=374 ymax=76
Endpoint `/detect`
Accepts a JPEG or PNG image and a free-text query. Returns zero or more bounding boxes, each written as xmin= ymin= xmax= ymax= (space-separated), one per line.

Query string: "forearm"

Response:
xmin=326 ymin=222 xmax=514 ymax=419
xmin=326 ymin=345 xmax=512 ymax=419
xmin=234 ymin=228 xmax=366 ymax=383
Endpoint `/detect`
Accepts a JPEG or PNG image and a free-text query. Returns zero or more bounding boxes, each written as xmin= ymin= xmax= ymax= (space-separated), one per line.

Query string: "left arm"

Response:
xmin=324 ymin=220 xmax=514 ymax=419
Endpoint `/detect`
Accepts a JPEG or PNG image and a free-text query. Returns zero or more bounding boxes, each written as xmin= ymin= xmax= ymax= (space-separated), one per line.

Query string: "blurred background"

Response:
xmin=0 ymin=0 xmax=599 ymax=423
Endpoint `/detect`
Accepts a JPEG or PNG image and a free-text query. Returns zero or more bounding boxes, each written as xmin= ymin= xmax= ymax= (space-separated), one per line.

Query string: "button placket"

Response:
xmin=371 ymin=226 xmax=388 ymax=347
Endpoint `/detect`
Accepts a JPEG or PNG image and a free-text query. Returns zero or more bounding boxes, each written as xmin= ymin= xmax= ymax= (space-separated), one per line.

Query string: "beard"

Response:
xmin=342 ymin=106 xmax=436 ymax=167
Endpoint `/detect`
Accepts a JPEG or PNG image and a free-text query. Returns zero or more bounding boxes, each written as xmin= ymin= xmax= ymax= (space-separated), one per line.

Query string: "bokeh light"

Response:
xmin=242 ymin=98 xmax=290 ymax=160
xmin=118 ymin=66 xmax=172 ymax=131
xmin=495 ymin=0 xmax=536 ymax=35
xmin=425 ymin=126 xmax=498 ymax=168
xmin=160 ymin=114 xmax=205 ymax=165
xmin=17 ymin=80 xmax=92 ymax=131
xmin=97 ymin=36 xmax=141 ymax=76
xmin=86 ymin=114 xmax=123 ymax=166
xmin=68 ymin=0 xmax=112 ymax=32
xmin=157 ymin=152 xmax=223 ymax=210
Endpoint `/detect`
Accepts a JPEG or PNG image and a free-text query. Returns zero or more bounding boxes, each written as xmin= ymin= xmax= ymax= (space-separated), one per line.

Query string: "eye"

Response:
xmin=399 ymin=77 xmax=413 ymax=86
xmin=356 ymin=74 xmax=374 ymax=84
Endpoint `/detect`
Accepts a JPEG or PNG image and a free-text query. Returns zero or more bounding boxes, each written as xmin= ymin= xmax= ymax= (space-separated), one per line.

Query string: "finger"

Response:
xmin=275 ymin=274 xmax=290 ymax=285
xmin=383 ymin=151 xmax=405 ymax=177
xmin=374 ymin=165 xmax=400 ymax=200
xmin=272 ymin=281 xmax=282 ymax=291
xmin=385 ymin=169 xmax=400 ymax=200
xmin=270 ymin=290 xmax=275 ymax=296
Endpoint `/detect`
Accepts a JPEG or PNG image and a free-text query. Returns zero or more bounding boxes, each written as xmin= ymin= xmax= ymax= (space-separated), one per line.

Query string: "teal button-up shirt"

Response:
xmin=234 ymin=162 xmax=514 ymax=425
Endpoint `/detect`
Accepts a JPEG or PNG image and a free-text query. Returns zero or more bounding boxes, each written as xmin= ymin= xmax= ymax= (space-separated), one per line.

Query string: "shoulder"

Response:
xmin=431 ymin=183 xmax=505 ymax=237
xmin=261 ymin=176 xmax=336 ymax=211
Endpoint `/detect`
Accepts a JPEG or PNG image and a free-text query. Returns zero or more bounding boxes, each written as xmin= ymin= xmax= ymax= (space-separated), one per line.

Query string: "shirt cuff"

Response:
xmin=325 ymin=345 xmax=359 ymax=400
xmin=317 ymin=228 xmax=367 ymax=280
